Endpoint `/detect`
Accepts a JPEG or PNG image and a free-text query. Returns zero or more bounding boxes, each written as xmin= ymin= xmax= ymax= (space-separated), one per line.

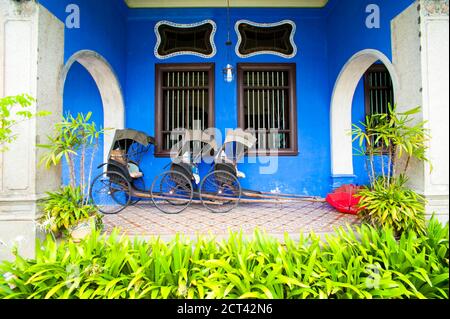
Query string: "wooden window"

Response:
xmin=364 ymin=64 xmax=394 ymax=117
xmin=237 ymin=63 xmax=298 ymax=156
xmin=155 ymin=63 xmax=215 ymax=157
xmin=364 ymin=63 xmax=395 ymax=153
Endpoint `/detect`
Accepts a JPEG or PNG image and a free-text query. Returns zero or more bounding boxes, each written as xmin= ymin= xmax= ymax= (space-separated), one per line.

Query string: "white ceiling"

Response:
xmin=124 ymin=0 xmax=329 ymax=8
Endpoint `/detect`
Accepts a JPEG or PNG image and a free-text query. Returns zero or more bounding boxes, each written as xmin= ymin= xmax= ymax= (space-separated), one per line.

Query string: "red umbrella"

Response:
xmin=326 ymin=185 xmax=363 ymax=215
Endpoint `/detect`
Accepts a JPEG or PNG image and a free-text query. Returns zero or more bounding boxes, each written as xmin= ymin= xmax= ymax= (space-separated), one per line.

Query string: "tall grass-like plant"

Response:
xmin=0 ymin=220 xmax=448 ymax=299
xmin=39 ymin=112 xmax=104 ymax=204
xmin=352 ymin=104 xmax=429 ymax=187
xmin=352 ymin=104 xmax=430 ymax=234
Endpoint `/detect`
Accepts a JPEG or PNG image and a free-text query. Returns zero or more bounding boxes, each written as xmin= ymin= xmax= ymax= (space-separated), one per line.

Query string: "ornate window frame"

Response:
xmin=234 ymin=20 xmax=297 ymax=59
xmin=154 ymin=20 xmax=217 ymax=59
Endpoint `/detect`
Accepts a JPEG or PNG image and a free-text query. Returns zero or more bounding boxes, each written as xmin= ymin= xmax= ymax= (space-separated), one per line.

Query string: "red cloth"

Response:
xmin=326 ymin=185 xmax=363 ymax=215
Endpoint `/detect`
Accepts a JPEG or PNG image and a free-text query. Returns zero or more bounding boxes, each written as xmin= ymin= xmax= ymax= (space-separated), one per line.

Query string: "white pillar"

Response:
xmin=0 ymin=1 xmax=64 ymax=260
xmin=392 ymin=0 xmax=449 ymax=223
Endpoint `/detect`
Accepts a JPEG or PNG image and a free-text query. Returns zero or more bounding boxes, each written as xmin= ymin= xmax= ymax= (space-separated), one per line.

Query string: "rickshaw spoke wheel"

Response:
xmin=200 ymin=170 xmax=241 ymax=213
xmin=90 ymin=171 xmax=131 ymax=215
xmin=151 ymin=171 xmax=193 ymax=214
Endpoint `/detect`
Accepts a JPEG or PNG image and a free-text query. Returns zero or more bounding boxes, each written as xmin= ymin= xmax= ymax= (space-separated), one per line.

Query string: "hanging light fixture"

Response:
xmin=223 ymin=0 xmax=235 ymax=83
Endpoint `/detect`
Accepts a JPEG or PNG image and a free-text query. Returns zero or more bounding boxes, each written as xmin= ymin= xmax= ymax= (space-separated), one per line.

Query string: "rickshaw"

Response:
xmin=199 ymin=128 xmax=257 ymax=213
xmin=150 ymin=128 xmax=219 ymax=214
xmin=90 ymin=128 xmax=323 ymax=215
xmin=90 ymin=128 xmax=218 ymax=215
xmin=89 ymin=129 xmax=155 ymax=214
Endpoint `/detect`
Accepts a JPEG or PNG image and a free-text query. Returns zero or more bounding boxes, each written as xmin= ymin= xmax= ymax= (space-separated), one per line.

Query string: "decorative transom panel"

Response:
xmin=154 ymin=20 xmax=217 ymax=59
xmin=235 ymin=20 xmax=297 ymax=58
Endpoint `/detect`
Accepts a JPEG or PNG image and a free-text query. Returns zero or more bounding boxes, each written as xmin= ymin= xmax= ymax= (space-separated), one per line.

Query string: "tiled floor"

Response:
xmin=103 ymin=200 xmax=361 ymax=240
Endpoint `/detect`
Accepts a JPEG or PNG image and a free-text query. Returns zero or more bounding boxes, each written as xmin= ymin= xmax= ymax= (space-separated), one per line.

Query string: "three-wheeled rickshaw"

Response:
xmin=90 ymin=128 xmax=322 ymax=215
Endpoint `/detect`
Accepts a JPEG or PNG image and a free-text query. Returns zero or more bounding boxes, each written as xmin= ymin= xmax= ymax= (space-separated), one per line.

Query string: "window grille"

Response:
xmin=155 ymin=64 xmax=215 ymax=156
xmin=238 ymin=63 xmax=298 ymax=156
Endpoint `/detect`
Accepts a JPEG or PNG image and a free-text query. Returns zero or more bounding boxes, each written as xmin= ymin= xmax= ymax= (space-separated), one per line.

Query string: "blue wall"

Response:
xmin=126 ymin=8 xmax=331 ymax=196
xmin=327 ymin=0 xmax=415 ymax=186
xmin=62 ymin=62 xmax=104 ymax=186
xmin=39 ymin=0 xmax=415 ymax=197
xmin=39 ymin=0 xmax=127 ymax=188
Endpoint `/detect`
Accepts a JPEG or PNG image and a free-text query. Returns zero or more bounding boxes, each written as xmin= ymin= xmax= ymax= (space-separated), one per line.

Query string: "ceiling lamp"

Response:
xmin=223 ymin=0 xmax=235 ymax=83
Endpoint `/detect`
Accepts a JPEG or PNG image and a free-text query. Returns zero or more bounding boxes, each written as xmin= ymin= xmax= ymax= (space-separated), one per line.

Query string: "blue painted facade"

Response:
xmin=39 ymin=0 xmax=415 ymax=197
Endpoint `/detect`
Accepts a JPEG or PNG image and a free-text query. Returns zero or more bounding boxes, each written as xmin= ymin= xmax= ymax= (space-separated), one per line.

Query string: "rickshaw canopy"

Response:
xmin=224 ymin=129 xmax=257 ymax=149
xmin=113 ymin=129 xmax=155 ymax=147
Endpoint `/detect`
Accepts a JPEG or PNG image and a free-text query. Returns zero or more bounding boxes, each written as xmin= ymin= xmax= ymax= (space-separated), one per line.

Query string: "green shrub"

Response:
xmin=38 ymin=186 xmax=103 ymax=237
xmin=358 ymin=176 xmax=426 ymax=236
xmin=0 ymin=219 xmax=448 ymax=299
xmin=1 ymin=94 xmax=49 ymax=152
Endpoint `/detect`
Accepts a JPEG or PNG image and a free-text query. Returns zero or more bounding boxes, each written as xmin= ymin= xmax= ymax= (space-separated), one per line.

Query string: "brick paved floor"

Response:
xmin=103 ymin=200 xmax=361 ymax=240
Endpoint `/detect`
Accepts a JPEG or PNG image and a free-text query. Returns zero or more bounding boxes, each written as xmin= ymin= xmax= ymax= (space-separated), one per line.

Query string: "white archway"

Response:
xmin=60 ymin=50 xmax=125 ymax=162
xmin=330 ymin=49 xmax=399 ymax=177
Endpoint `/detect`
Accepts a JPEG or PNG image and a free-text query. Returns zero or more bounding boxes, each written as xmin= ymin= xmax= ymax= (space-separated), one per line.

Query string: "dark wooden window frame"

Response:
xmin=363 ymin=63 xmax=394 ymax=155
xmin=364 ymin=63 xmax=393 ymax=117
xmin=155 ymin=63 xmax=215 ymax=157
xmin=237 ymin=63 xmax=298 ymax=156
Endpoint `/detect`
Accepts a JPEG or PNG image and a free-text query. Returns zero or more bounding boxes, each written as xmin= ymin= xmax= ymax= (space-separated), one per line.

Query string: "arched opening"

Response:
xmin=60 ymin=50 xmax=125 ymax=164
xmin=330 ymin=49 xmax=399 ymax=181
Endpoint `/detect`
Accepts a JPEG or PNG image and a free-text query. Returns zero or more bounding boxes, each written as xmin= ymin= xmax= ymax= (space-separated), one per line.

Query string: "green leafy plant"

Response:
xmin=352 ymin=104 xmax=431 ymax=234
xmin=39 ymin=112 xmax=105 ymax=203
xmin=358 ymin=176 xmax=426 ymax=236
xmin=0 ymin=220 xmax=447 ymax=299
xmin=352 ymin=104 xmax=430 ymax=187
xmin=0 ymin=94 xmax=50 ymax=151
xmin=37 ymin=186 xmax=103 ymax=237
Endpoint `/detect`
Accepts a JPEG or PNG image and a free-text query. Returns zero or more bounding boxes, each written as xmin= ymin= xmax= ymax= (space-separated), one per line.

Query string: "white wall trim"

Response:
xmin=330 ymin=49 xmax=399 ymax=176
xmin=60 ymin=50 xmax=125 ymax=163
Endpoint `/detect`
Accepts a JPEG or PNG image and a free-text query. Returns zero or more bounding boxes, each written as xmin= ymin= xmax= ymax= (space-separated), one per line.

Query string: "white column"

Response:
xmin=0 ymin=1 xmax=64 ymax=260
xmin=392 ymin=0 xmax=449 ymax=223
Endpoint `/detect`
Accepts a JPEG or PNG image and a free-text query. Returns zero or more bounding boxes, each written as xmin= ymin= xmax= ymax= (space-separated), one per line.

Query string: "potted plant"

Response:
xmin=38 ymin=112 xmax=106 ymax=241
xmin=38 ymin=186 xmax=103 ymax=241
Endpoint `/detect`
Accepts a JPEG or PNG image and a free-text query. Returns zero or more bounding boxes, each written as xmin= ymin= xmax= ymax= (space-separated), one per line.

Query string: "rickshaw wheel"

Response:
xmin=130 ymin=177 xmax=146 ymax=205
xmin=200 ymin=170 xmax=241 ymax=213
xmin=151 ymin=171 xmax=193 ymax=214
xmin=90 ymin=171 xmax=131 ymax=215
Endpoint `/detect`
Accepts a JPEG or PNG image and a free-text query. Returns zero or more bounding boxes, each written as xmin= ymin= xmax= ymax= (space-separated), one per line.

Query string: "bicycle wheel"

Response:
xmin=151 ymin=171 xmax=193 ymax=214
xmin=90 ymin=171 xmax=131 ymax=214
xmin=200 ymin=170 xmax=241 ymax=213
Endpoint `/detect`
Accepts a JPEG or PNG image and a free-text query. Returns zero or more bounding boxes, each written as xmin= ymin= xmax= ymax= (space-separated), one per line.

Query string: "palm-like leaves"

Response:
xmin=38 ymin=112 xmax=105 ymax=203
xmin=0 ymin=220 xmax=448 ymax=299
xmin=352 ymin=104 xmax=430 ymax=187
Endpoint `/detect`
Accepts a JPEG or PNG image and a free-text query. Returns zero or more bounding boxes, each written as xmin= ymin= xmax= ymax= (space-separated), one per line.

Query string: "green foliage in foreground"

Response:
xmin=0 ymin=219 xmax=448 ymax=299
